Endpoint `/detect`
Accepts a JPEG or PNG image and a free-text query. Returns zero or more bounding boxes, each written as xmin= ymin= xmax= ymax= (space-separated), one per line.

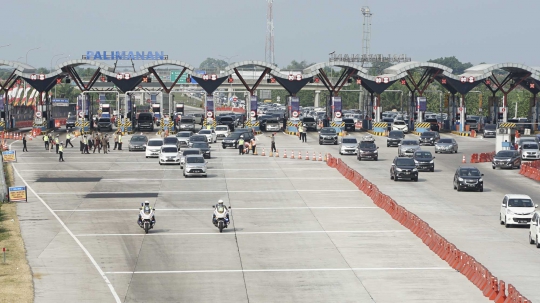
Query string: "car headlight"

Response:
xmin=414 ymin=160 xmax=419 ymax=164
xmin=395 ymin=168 xmax=402 ymax=172
xmin=412 ymin=168 xmax=418 ymax=172
xmin=374 ymin=150 xmax=378 ymax=153
xmin=429 ymin=160 xmax=434 ymax=164
xmin=478 ymin=178 xmax=483 ymax=182
xmin=458 ymin=177 xmax=464 ymax=181
xmin=129 ymin=144 xmax=134 ymax=148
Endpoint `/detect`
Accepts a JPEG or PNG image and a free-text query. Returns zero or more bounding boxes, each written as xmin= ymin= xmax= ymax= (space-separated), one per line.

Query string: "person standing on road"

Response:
xmin=43 ymin=133 xmax=49 ymax=150
xmin=55 ymin=134 xmax=60 ymax=154
xmin=103 ymin=134 xmax=109 ymax=154
xmin=22 ymin=134 xmax=28 ymax=152
xmin=297 ymin=124 xmax=303 ymax=140
xmin=113 ymin=132 xmax=118 ymax=150
xmin=301 ymin=124 xmax=307 ymax=143
xmin=80 ymin=135 xmax=84 ymax=153
xmin=87 ymin=135 xmax=94 ymax=153
xmin=65 ymin=132 xmax=74 ymax=148
xmin=58 ymin=142 xmax=64 ymax=162
xmin=93 ymin=133 xmax=101 ymax=153
xmin=118 ymin=131 xmax=123 ymax=150
xmin=250 ymin=137 xmax=256 ymax=154
xmin=238 ymin=136 xmax=245 ymax=155
xmin=270 ymin=133 xmax=276 ymax=152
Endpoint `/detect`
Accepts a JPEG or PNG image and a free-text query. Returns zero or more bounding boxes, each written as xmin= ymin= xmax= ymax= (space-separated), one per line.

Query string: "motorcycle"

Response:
xmin=138 ymin=202 xmax=155 ymax=234
xmin=212 ymin=204 xmax=231 ymax=233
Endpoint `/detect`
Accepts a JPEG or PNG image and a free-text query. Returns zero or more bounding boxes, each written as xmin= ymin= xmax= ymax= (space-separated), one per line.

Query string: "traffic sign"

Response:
xmin=35 ymin=111 xmax=42 ymax=118
xmin=375 ymin=77 xmax=382 ymax=84
xmin=250 ymin=110 xmax=256 ymax=117
xmin=170 ymin=71 xmax=188 ymax=83
xmin=292 ymin=111 xmax=299 ymax=118
xmin=206 ymin=111 xmax=213 ymax=118
xmin=233 ymin=96 xmax=238 ymax=102
xmin=335 ymin=112 xmax=342 ymax=118
xmin=78 ymin=112 xmax=84 ymax=118
xmin=502 ymin=107 xmax=506 ymax=112
xmin=458 ymin=107 xmax=463 ymax=112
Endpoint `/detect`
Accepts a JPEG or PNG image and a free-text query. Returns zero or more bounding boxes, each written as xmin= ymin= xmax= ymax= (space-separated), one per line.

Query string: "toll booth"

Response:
xmin=175 ymin=103 xmax=185 ymax=116
xmin=101 ymin=104 xmax=111 ymax=119
xmin=152 ymin=104 xmax=161 ymax=125
xmin=495 ymin=127 xmax=514 ymax=153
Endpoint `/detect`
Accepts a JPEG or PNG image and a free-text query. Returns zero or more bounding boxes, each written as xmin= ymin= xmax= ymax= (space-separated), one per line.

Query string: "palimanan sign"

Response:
xmin=82 ymin=51 xmax=168 ymax=60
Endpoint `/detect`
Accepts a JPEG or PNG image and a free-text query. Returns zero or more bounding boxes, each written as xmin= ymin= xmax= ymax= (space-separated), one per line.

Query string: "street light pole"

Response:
xmin=55 ymin=55 xmax=70 ymax=66
xmin=50 ymin=53 xmax=64 ymax=71
xmin=25 ymin=47 xmax=41 ymax=64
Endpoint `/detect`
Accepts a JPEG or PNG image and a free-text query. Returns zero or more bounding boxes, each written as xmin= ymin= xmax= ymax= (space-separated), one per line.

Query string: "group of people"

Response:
xmin=79 ymin=131 xmax=123 ymax=154
xmin=237 ymin=136 xmax=257 ymax=155
xmin=41 ymin=133 xmax=70 ymax=162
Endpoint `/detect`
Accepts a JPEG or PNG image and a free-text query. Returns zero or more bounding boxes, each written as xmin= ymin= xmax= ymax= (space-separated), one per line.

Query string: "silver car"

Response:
xmin=521 ymin=142 xmax=540 ymax=160
xmin=183 ymin=154 xmax=208 ymax=178
xmin=398 ymin=140 xmax=420 ymax=157
xmin=339 ymin=137 xmax=359 ymax=155
xmin=435 ymin=138 xmax=458 ymax=153
xmin=176 ymin=131 xmax=193 ymax=146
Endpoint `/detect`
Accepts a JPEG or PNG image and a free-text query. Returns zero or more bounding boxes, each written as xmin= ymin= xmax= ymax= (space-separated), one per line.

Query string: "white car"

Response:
xmin=500 ymin=194 xmax=538 ymax=228
xmin=198 ymin=129 xmax=217 ymax=143
xmin=159 ymin=145 xmax=180 ymax=165
xmin=183 ymin=154 xmax=208 ymax=178
xmin=392 ymin=120 xmax=409 ymax=133
xmin=215 ymin=125 xmax=229 ymax=140
xmin=529 ymin=211 xmax=540 ymax=248
xmin=145 ymin=138 xmax=164 ymax=158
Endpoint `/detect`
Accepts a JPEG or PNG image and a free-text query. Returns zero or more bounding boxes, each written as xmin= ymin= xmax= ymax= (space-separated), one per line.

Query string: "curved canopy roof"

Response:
xmin=302 ymin=61 xmax=368 ymax=78
xmin=457 ymin=63 xmax=540 ymax=81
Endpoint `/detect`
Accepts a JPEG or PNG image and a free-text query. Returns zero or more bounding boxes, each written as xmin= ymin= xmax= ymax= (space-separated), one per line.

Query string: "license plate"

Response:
xmin=468 ymin=184 xmax=475 ymax=187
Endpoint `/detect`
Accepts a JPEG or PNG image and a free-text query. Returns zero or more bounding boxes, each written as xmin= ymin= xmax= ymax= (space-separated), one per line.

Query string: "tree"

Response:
xmin=428 ymin=56 xmax=473 ymax=75
xmin=199 ymin=58 xmax=229 ymax=72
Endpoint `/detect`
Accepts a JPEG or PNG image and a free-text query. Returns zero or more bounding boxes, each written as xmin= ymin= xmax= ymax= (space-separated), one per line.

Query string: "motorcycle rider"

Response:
xmin=138 ymin=201 xmax=156 ymax=227
xmin=212 ymin=199 xmax=230 ymax=225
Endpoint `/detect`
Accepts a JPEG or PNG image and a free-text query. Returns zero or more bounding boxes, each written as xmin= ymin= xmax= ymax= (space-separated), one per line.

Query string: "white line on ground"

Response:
xmin=104 ymin=267 xmax=452 ymax=274
xmin=10 ymin=146 xmax=122 ymax=303
xmin=19 ymin=168 xmax=329 ymax=172
xmin=53 ymin=206 xmax=378 ymax=212
xmin=23 ymin=177 xmax=342 ymax=182
xmin=13 ymin=160 xmax=324 ymax=165
xmin=76 ymin=230 xmax=408 ymax=237
xmin=36 ymin=189 xmax=359 ymax=195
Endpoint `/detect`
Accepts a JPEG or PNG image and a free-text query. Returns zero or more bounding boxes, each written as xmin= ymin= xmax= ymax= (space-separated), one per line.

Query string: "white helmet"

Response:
xmin=218 ymin=199 xmax=224 ymax=204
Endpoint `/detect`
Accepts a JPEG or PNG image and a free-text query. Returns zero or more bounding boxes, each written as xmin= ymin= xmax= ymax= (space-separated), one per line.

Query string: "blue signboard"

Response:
xmin=99 ymin=93 xmax=106 ymax=103
xmin=290 ymin=96 xmax=300 ymax=112
xmin=206 ymin=96 xmax=214 ymax=112
xmin=77 ymin=95 xmax=90 ymax=113
xmin=150 ymin=94 xmax=157 ymax=104
xmin=52 ymin=98 xmax=69 ymax=107
xmin=250 ymin=96 xmax=258 ymax=113
xmin=0 ymin=95 xmax=4 ymax=111
xmin=417 ymin=97 xmax=427 ymax=111
xmin=2 ymin=150 xmax=16 ymax=162
xmin=85 ymin=51 xmax=166 ymax=60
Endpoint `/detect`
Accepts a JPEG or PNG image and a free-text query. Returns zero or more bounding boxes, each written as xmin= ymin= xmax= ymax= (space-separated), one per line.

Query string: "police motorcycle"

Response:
xmin=138 ymin=201 xmax=156 ymax=234
xmin=212 ymin=200 xmax=231 ymax=233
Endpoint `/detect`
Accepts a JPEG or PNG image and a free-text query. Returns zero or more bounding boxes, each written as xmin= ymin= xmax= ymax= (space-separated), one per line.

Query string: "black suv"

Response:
xmin=492 ymin=150 xmax=521 ymax=170
xmin=387 ymin=130 xmax=405 ymax=147
xmin=357 ymin=141 xmax=378 ymax=161
xmin=137 ymin=112 xmax=154 ymax=131
xmin=301 ymin=117 xmax=317 ymax=131
xmin=413 ymin=150 xmax=435 ymax=172
xmin=66 ymin=116 xmax=76 ymax=130
xmin=453 ymin=166 xmax=484 ymax=192
xmin=419 ymin=131 xmax=440 ymax=146
xmin=318 ymin=127 xmax=338 ymax=145
xmin=218 ymin=116 xmax=235 ymax=131
xmin=342 ymin=118 xmax=355 ymax=132
xmin=97 ymin=118 xmax=113 ymax=132
xmin=222 ymin=131 xmax=254 ymax=149
xmin=390 ymin=157 xmax=418 ymax=182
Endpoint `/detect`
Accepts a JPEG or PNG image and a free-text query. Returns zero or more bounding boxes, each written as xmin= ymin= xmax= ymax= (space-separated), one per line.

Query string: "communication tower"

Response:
xmin=361 ymin=6 xmax=372 ymax=67
xmin=265 ymin=0 xmax=275 ymax=64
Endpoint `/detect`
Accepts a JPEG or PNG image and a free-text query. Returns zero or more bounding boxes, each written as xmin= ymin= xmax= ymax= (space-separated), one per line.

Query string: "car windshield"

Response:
xmin=321 ymin=128 xmax=336 ymax=134
xmin=181 ymin=118 xmax=194 ymax=123
xmin=221 ymin=117 xmax=233 ymax=122
xmin=342 ymin=138 xmax=357 ymax=144
xmin=176 ymin=133 xmax=190 ymax=137
xmin=459 ymin=168 xmax=481 ymax=176
xmin=186 ymin=156 xmax=205 ymax=164
xmin=485 ymin=124 xmax=496 ymax=130
xmin=191 ymin=136 xmax=206 ymax=141
xmin=497 ymin=151 xmax=515 ymax=157
xmin=343 ymin=119 xmax=354 ymax=123
xmin=99 ymin=118 xmax=110 ymax=123
xmin=148 ymin=140 xmax=163 ymax=146
xmin=415 ymin=151 xmax=432 ymax=158
xmin=216 ymin=126 xmax=228 ymax=131
xmin=192 ymin=143 xmax=208 ymax=148
xmin=183 ymin=150 xmax=200 ymax=156
xmin=523 ymin=143 xmax=538 ymax=149
xmin=519 ymin=138 xmax=535 ymax=144
xmin=303 ymin=117 xmax=315 ymax=122
xmin=139 ymin=115 xmax=152 ymax=121
xmin=388 ymin=131 xmax=404 ymax=138
xmin=422 ymin=132 xmax=435 ymax=137
xmin=164 ymin=138 xmax=177 ymax=144
xmin=402 ymin=140 xmax=418 ymax=145
xmin=394 ymin=121 xmax=406 ymax=125
xmin=131 ymin=136 xmax=147 ymax=142
xmin=508 ymin=199 xmax=534 ymax=207
xmin=396 ymin=158 xmax=415 ymax=166
xmin=162 ymin=147 xmax=177 ymax=153
xmin=199 ymin=130 xmax=211 ymax=134
xmin=68 ymin=116 xmax=76 ymax=121
xmin=360 ymin=142 xmax=376 ymax=148
xmin=438 ymin=139 xmax=452 ymax=144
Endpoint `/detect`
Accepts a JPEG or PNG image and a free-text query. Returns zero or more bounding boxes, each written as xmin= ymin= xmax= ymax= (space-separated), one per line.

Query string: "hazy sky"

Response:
xmin=2 ymin=0 xmax=540 ymax=69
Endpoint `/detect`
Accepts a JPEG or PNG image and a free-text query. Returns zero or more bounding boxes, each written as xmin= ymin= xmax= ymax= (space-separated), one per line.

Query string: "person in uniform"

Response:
xmin=65 ymin=132 xmax=74 ymax=147
xmin=58 ymin=142 xmax=64 ymax=162
xmin=250 ymin=137 xmax=256 ymax=154
xmin=55 ymin=135 xmax=60 ymax=154
xmin=113 ymin=132 xmax=118 ymax=150
xmin=22 ymin=134 xmax=28 ymax=152
xmin=270 ymin=133 xmax=276 ymax=152
xmin=117 ymin=131 xmax=123 ymax=150
xmin=103 ymin=134 xmax=109 ymax=154
xmin=43 ymin=133 xmax=49 ymax=150
xmin=238 ymin=136 xmax=245 ymax=155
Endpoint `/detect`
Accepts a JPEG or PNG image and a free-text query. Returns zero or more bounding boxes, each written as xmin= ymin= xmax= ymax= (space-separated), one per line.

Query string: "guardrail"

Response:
xmin=470 ymin=151 xmax=496 ymax=163
xmin=519 ymin=161 xmax=540 ymax=182
xmin=326 ymin=153 xmax=531 ymax=303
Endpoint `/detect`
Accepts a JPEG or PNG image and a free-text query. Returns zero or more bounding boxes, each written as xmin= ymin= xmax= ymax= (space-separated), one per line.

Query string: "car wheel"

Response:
xmin=390 ymin=173 xmax=393 ymax=180
xmin=500 ymin=214 xmax=504 ymax=225
xmin=505 ymin=217 xmax=510 ymax=228
xmin=453 ymin=182 xmax=456 ymax=190
xmin=537 ymin=236 xmax=540 ymax=249
xmin=492 ymin=165 xmax=496 ymax=170
xmin=204 ymin=175 xmax=208 ymax=178
xmin=435 ymin=151 xmax=438 ymax=154
xmin=456 ymin=185 xmax=461 ymax=192
xmin=393 ymin=175 xmax=398 ymax=182
xmin=387 ymin=144 xmax=389 ymax=147
xmin=479 ymin=187 xmax=483 ymax=192
xmin=334 ymin=141 xmax=338 ymax=145
xmin=374 ymin=157 xmax=378 ymax=161
xmin=222 ymin=146 xmax=226 ymax=149
xmin=339 ymin=152 xmax=342 ymax=155
xmin=413 ymin=177 xmax=418 ymax=182
xmin=146 ymin=156 xmax=148 ymax=158
xmin=430 ymin=167 xmax=434 ymax=172
xmin=530 ymin=233 xmax=535 ymax=244
xmin=358 ymin=156 xmax=362 ymax=161
xmin=159 ymin=162 xmax=162 ymax=165
xmin=319 ymin=141 xmax=322 ymax=145
xmin=455 ymin=150 xmax=458 ymax=153
xmin=517 ymin=164 xmax=521 ymax=169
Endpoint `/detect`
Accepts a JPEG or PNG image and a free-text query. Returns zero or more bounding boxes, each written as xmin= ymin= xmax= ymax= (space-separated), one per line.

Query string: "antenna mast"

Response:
xmin=265 ymin=0 xmax=275 ymax=64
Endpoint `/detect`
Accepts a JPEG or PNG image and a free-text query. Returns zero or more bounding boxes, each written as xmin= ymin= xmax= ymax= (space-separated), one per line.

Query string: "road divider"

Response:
xmin=519 ymin=161 xmax=540 ymax=182
xmin=470 ymin=151 xmax=495 ymax=163
xmin=325 ymin=153 xmax=531 ymax=303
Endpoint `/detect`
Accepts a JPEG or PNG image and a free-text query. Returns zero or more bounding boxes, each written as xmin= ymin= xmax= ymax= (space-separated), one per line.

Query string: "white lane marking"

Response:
xmin=19 ymin=168 xmax=328 ymax=172
xmin=53 ymin=206 xmax=378 ymax=212
xmin=104 ymin=267 xmax=452 ymax=274
xmin=10 ymin=149 xmax=121 ymax=302
xmin=76 ymin=230 xmax=408 ymax=237
xmin=23 ymin=177 xmax=343 ymax=182
xmin=36 ymin=189 xmax=360 ymax=195
xmin=14 ymin=161 xmax=322 ymax=165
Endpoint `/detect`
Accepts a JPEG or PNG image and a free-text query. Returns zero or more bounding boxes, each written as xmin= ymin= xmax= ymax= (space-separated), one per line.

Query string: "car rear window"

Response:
xmin=216 ymin=126 xmax=228 ymax=131
xmin=183 ymin=150 xmax=200 ymax=155
xmin=192 ymin=143 xmax=208 ymax=148
xmin=459 ymin=168 xmax=481 ymax=176
xmin=402 ymin=140 xmax=418 ymax=145
xmin=191 ymin=136 xmax=206 ymax=141
xmin=396 ymin=158 xmax=415 ymax=166
xmin=523 ymin=143 xmax=538 ymax=149
xmin=508 ymin=199 xmax=534 ymax=207
xmin=176 ymin=133 xmax=190 ymax=137
xmin=302 ymin=117 xmax=315 ymax=122
xmin=148 ymin=140 xmax=163 ymax=146
xmin=360 ymin=142 xmax=376 ymax=148
xmin=394 ymin=121 xmax=406 ymax=125
xmin=342 ymin=138 xmax=357 ymax=144
xmin=164 ymin=138 xmax=178 ymax=144
xmin=138 ymin=114 xmax=153 ymax=121
xmin=485 ymin=124 xmax=496 ymax=130
xmin=388 ymin=131 xmax=404 ymax=138
xmin=422 ymin=132 xmax=435 ymax=136
xmin=199 ymin=130 xmax=211 ymax=134
xmin=415 ymin=151 xmax=432 ymax=157
xmin=162 ymin=147 xmax=177 ymax=153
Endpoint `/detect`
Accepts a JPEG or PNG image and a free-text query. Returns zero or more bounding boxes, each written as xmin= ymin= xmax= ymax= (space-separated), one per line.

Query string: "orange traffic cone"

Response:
xmin=305 ymin=151 xmax=309 ymax=160
xmin=312 ymin=152 xmax=316 ymax=161
xmin=291 ymin=150 xmax=295 ymax=159
xmin=298 ymin=151 xmax=302 ymax=160
xmin=275 ymin=149 xmax=279 ymax=157
xmin=318 ymin=152 xmax=322 ymax=161
xmin=283 ymin=149 xmax=287 ymax=158
xmin=269 ymin=149 xmax=273 ymax=157
xmin=324 ymin=153 xmax=328 ymax=162
xmin=462 ymin=155 xmax=466 ymax=163
xmin=262 ymin=148 xmax=266 ymax=156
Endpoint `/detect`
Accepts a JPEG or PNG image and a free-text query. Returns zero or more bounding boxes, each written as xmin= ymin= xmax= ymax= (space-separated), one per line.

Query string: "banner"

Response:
xmin=8 ymin=186 xmax=27 ymax=202
xmin=99 ymin=93 xmax=106 ymax=103
xmin=250 ymin=95 xmax=258 ymax=114
xmin=150 ymin=94 xmax=157 ymax=104
xmin=417 ymin=97 xmax=427 ymax=111
xmin=206 ymin=95 xmax=214 ymax=112
xmin=332 ymin=96 xmax=342 ymax=113
xmin=2 ymin=150 xmax=16 ymax=162
xmin=52 ymin=99 xmax=69 ymax=107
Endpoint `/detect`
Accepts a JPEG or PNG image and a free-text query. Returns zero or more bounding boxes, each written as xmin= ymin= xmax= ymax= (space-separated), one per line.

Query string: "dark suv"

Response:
xmin=413 ymin=150 xmax=435 ymax=172
xmin=177 ymin=117 xmax=196 ymax=132
xmin=222 ymin=131 xmax=254 ymax=149
xmin=218 ymin=116 xmax=235 ymax=131
xmin=137 ymin=112 xmax=154 ymax=131
xmin=453 ymin=166 xmax=484 ymax=192
xmin=387 ymin=130 xmax=405 ymax=147
xmin=357 ymin=141 xmax=378 ymax=161
xmin=492 ymin=150 xmax=521 ymax=169
xmin=97 ymin=118 xmax=113 ymax=132
xmin=318 ymin=127 xmax=338 ymax=145
xmin=66 ymin=116 xmax=76 ymax=130
xmin=390 ymin=157 xmax=418 ymax=182
xmin=419 ymin=131 xmax=440 ymax=146
xmin=301 ymin=117 xmax=317 ymax=131
xmin=342 ymin=118 xmax=355 ymax=132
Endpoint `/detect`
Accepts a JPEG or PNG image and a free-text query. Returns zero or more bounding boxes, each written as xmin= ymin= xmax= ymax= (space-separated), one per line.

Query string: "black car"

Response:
xmin=492 ymin=150 xmax=521 ymax=170
xmin=319 ymin=127 xmax=338 ymax=145
xmin=390 ymin=157 xmax=418 ymax=182
xmin=258 ymin=115 xmax=273 ymax=131
xmin=128 ymin=135 xmax=148 ymax=152
xmin=137 ymin=112 xmax=154 ymax=131
xmin=66 ymin=116 xmax=76 ymax=130
xmin=413 ymin=150 xmax=435 ymax=172
xmin=222 ymin=132 xmax=254 ymax=149
xmin=163 ymin=136 xmax=180 ymax=149
xmin=342 ymin=118 xmax=355 ymax=132
xmin=218 ymin=116 xmax=235 ymax=131
xmin=357 ymin=141 xmax=378 ymax=161
xmin=419 ymin=131 xmax=440 ymax=146
xmin=97 ymin=118 xmax=113 ymax=132
xmin=301 ymin=117 xmax=317 ymax=131
xmin=483 ymin=124 xmax=497 ymax=138
xmin=188 ymin=135 xmax=208 ymax=148
xmin=453 ymin=166 xmax=484 ymax=192
xmin=387 ymin=130 xmax=405 ymax=147
xmin=191 ymin=142 xmax=212 ymax=158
